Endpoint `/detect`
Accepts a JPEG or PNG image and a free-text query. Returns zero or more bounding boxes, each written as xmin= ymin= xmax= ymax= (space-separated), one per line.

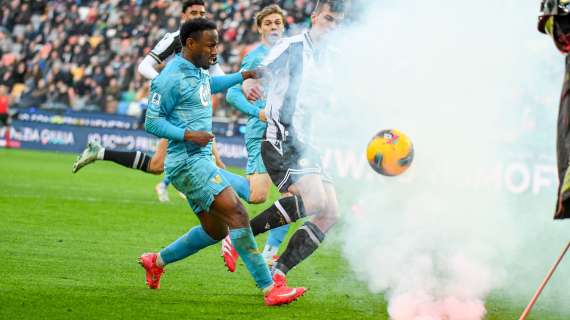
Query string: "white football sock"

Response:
xmin=262 ymin=244 xmax=279 ymax=261
xmin=262 ymin=283 xmax=275 ymax=295
xmin=156 ymin=253 xmax=165 ymax=267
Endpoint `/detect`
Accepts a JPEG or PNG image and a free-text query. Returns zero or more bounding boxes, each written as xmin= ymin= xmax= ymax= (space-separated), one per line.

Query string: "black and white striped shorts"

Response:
xmin=261 ymin=140 xmax=332 ymax=193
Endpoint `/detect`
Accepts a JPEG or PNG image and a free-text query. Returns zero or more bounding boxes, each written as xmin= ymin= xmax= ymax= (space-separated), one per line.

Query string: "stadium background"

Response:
xmin=0 ymin=0 xmax=318 ymax=115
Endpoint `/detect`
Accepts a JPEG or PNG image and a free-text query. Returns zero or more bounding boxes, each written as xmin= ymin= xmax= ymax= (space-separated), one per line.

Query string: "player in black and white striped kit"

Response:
xmin=225 ymin=0 xmax=346 ymax=286
xmin=139 ymin=1 xmax=224 ymax=79
xmin=73 ymin=0 xmax=225 ymax=202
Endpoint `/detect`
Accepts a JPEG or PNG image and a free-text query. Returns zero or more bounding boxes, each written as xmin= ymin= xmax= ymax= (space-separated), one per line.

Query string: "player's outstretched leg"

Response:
xmin=223 ymin=225 xmax=291 ymax=272
xmin=72 ymin=141 xmax=103 ymax=173
xmin=249 ymin=173 xmax=289 ymax=265
xmin=263 ymin=225 xmax=290 ymax=265
xmin=73 ymin=138 xmax=167 ymax=175
xmin=221 ymin=194 xmax=305 ymax=272
xmin=72 ymin=141 xmax=154 ymax=174
xmin=272 ymin=221 xmax=326 ymax=281
xmin=273 ymin=182 xmax=339 ymax=280
xmin=250 ymin=195 xmax=307 ymax=234
xmin=211 ymin=188 xmax=306 ymax=306
xmin=222 ymin=174 xmax=337 ymax=283
xmin=138 ymin=224 xmax=217 ymax=289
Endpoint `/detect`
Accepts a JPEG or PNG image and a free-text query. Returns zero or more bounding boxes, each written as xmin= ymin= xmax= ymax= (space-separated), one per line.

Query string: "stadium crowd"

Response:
xmin=0 ymin=0 xmax=317 ymax=119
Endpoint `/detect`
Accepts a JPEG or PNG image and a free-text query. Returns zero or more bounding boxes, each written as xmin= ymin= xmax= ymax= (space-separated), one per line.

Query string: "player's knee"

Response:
xmin=311 ymin=214 xmax=337 ymax=234
xmin=209 ymin=228 xmax=228 ymax=241
xmin=324 ymin=212 xmax=339 ymax=229
xmin=326 ymin=201 xmax=340 ymax=222
xmin=202 ymin=224 xmax=228 ymax=241
xmin=226 ymin=203 xmax=250 ymax=228
xmin=147 ymin=156 xmax=164 ymax=174
xmin=248 ymin=195 xmax=267 ymax=204
xmin=248 ymin=190 xmax=268 ymax=204
xmin=314 ymin=200 xmax=339 ymax=232
xmin=325 ymin=200 xmax=340 ymax=228
xmin=199 ymin=214 xmax=229 ymax=241
xmin=302 ymin=192 xmax=327 ymax=215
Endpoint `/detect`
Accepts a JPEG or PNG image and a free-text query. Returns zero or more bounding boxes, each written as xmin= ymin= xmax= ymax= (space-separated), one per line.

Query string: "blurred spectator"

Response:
xmin=0 ymin=0 xmax=356 ymax=119
xmin=0 ymin=85 xmax=9 ymax=125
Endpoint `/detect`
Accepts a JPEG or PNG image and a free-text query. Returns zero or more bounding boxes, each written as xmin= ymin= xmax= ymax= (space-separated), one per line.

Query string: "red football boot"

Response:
xmin=272 ymin=271 xmax=287 ymax=287
xmin=138 ymin=253 xmax=165 ymax=289
xmin=221 ymin=235 xmax=239 ymax=272
xmin=264 ymin=284 xmax=307 ymax=306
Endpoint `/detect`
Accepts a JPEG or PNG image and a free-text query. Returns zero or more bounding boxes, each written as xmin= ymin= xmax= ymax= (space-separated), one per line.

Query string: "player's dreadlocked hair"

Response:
xmin=314 ymin=0 xmax=346 ymax=13
xmin=182 ymin=0 xmax=205 ymax=13
xmin=180 ymin=18 xmax=217 ymax=45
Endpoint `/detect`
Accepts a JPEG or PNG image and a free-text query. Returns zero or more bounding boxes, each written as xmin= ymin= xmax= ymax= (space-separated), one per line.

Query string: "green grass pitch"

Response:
xmin=0 ymin=148 xmax=564 ymax=319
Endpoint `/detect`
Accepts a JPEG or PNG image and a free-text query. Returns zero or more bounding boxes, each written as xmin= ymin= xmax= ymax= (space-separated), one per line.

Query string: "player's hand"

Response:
xmin=243 ymin=79 xmax=263 ymax=101
xmin=184 ymin=131 xmax=214 ymax=146
xmin=241 ymin=67 xmax=268 ymax=80
xmin=258 ymin=110 xmax=267 ymax=122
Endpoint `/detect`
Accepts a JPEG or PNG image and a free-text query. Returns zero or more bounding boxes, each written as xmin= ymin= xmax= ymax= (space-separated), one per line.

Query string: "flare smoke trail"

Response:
xmin=304 ymin=1 xmax=570 ymax=319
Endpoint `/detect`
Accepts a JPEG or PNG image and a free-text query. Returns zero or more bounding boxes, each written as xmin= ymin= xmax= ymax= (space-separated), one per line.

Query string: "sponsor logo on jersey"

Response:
xmin=211 ymin=174 xmax=222 ymax=184
xmin=199 ymin=84 xmax=210 ymax=107
xmin=151 ymin=92 xmax=161 ymax=106
xmin=298 ymin=158 xmax=310 ymax=167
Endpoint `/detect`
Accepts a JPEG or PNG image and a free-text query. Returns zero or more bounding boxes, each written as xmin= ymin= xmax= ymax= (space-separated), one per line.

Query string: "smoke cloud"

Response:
xmin=305 ymin=1 xmax=570 ymax=319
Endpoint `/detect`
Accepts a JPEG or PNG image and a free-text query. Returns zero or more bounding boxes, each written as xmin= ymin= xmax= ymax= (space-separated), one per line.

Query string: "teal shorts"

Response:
xmin=168 ymin=157 xmax=230 ymax=214
xmin=245 ymin=138 xmax=267 ymax=175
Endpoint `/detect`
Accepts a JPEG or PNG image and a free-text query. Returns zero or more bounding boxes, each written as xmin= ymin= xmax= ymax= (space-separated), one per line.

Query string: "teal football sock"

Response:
xmin=230 ymin=227 xmax=273 ymax=290
xmin=160 ymin=226 xmax=217 ymax=265
xmin=267 ymin=224 xmax=290 ymax=248
xmin=219 ymin=169 xmax=250 ymax=202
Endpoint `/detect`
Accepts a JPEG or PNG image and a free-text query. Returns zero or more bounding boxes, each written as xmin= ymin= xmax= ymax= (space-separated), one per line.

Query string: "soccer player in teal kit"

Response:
xmin=138 ymin=18 xmax=305 ymax=306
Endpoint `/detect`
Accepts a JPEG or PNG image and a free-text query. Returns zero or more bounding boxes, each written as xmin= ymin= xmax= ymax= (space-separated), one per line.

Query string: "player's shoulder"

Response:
xmin=268 ymin=34 xmax=305 ymax=56
xmin=248 ymin=44 xmax=268 ymax=56
xmin=154 ymin=58 xmax=195 ymax=85
xmin=287 ymin=33 xmax=306 ymax=44
xmin=242 ymin=45 xmax=266 ymax=66
xmin=179 ymin=64 xmax=206 ymax=91
xmin=160 ymin=30 xmax=180 ymax=42
xmin=152 ymin=30 xmax=180 ymax=52
xmin=273 ymin=36 xmax=297 ymax=53
xmin=276 ymin=33 xmax=306 ymax=52
xmin=263 ymin=37 xmax=296 ymax=65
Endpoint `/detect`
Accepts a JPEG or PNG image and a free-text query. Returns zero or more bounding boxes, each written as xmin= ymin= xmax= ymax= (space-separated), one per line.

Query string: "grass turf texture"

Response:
xmin=0 ymin=148 xmax=565 ymax=319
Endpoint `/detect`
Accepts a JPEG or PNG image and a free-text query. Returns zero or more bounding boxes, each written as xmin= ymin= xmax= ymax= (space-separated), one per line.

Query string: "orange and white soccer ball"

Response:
xmin=366 ymin=129 xmax=414 ymax=176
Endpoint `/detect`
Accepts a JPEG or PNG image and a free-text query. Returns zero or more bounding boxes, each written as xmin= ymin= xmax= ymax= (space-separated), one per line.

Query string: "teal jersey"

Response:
xmin=226 ymin=44 xmax=269 ymax=140
xmin=145 ymin=54 xmax=243 ymax=175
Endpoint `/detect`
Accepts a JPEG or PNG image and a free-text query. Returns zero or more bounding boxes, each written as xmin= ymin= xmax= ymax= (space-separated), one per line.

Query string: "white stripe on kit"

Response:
xmin=275 ymin=200 xmax=292 ymax=224
xmin=300 ymin=225 xmax=321 ymax=246
xmin=132 ymin=151 xmax=141 ymax=169
xmin=277 ymin=167 xmax=322 ymax=191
